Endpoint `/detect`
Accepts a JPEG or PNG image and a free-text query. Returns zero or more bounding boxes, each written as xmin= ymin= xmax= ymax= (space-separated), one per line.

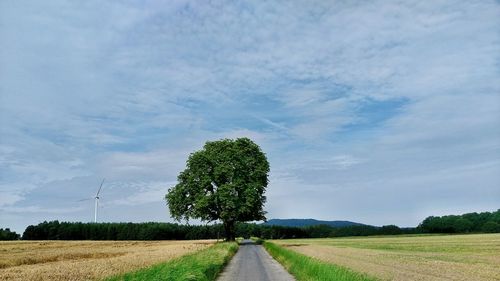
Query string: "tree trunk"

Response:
xmin=223 ymin=220 xmax=236 ymax=241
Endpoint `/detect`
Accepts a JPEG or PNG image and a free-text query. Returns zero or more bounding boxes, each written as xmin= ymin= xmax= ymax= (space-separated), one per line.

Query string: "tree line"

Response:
xmin=418 ymin=209 xmax=500 ymax=233
xmin=20 ymin=221 xmax=308 ymax=240
xmin=22 ymin=221 xmax=222 ymax=240
xmin=0 ymin=228 xmax=20 ymax=240
xmin=10 ymin=209 xmax=500 ymax=240
xmin=16 ymin=221 xmax=422 ymax=240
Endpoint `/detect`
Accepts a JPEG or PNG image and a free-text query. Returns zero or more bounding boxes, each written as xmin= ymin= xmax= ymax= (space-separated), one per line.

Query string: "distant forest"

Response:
xmin=3 ymin=209 xmax=499 ymax=240
xmin=20 ymin=221 xmax=412 ymax=240
xmin=0 ymin=228 xmax=20 ymax=240
xmin=418 ymin=209 xmax=500 ymax=233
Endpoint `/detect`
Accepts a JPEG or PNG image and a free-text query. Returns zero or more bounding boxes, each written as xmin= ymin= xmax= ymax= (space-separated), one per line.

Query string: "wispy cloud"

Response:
xmin=108 ymin=181 xmax=173 ymax=206
xmin=1 ymin=206 xmax=85 ymax=214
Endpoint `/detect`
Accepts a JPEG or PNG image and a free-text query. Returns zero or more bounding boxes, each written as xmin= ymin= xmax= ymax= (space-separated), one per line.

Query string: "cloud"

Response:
xmin=0 ymin=206 xmax=84 ymax=214
xmin=108 ymin=181 xmax=172 ymax=206
xmin=0 ymin=0 xmax=499 ymax=233
xmin=0 ymin=189 xmax=25 ymax=208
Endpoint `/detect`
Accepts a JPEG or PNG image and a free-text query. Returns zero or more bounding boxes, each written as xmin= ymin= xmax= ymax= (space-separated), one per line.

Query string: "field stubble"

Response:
xmin=0 ymin=240 xmax=214 ymax=281
xmin=274 ymin=234 xmax=500 ymax=281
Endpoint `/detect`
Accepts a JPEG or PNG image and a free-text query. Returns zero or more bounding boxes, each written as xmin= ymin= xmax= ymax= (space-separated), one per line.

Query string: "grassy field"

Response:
xmin=106 ymin=242 xmax=238 ymax=281
xmin=272 ymin=233 xmax=500 ymax=281
xmin=0 ymin=240 xmax=214 ymax=281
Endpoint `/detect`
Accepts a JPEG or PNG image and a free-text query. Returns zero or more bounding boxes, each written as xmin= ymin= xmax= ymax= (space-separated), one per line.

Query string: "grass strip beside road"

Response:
xmin=106 ymin=242 xmax=238 ymax=281
xmin=250 ymin=237 xmax=264 ymax=244
xmin=264 ymin=241 xmax=378 ymax=281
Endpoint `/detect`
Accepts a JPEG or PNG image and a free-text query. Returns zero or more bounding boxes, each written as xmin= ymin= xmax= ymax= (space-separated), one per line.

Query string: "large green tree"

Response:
xmin=166 ymin=138 xmax=270 ymax=241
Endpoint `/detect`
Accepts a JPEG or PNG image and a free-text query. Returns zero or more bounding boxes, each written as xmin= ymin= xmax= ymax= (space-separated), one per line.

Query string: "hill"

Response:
xmin=263 ymin=218 xmax=367 ymax=228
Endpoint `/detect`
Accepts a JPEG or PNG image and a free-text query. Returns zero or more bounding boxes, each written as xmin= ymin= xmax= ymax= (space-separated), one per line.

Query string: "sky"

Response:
xmin=1 ymin=1 xmax=499 ymax=234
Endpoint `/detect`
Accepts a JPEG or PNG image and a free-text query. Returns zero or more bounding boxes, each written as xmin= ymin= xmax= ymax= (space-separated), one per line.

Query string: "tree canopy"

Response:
xmin=166 ymin=138 xmax=270 ymax=240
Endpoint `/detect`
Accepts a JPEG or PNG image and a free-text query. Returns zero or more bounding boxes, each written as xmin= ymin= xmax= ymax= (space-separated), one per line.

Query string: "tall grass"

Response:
xmin=264 ymin=241 xmax=378 ymax=281
xmin=106 ymin=242 xmax=238 ymax=281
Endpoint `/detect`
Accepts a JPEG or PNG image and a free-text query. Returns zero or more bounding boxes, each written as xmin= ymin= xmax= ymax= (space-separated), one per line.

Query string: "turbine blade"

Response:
xmin=77 ymin=198 xmax=92 ymax=202
xmin=95 ymin=178 xmax=105 ymax=197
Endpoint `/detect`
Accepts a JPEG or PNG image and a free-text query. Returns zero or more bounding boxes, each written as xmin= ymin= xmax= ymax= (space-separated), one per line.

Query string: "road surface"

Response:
xmin=217 ymin=240 xmax=295 ymax=281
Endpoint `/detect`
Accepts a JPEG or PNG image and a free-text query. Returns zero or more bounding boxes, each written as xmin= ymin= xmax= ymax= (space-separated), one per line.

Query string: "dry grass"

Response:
xmin=0 ymin=240 xmax=214 ymax=281
xmin=274 ymin=234 xmax=500 ymax=281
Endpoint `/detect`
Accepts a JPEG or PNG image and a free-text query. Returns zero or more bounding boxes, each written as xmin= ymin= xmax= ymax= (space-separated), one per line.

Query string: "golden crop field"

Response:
xmin=0 ymin=240 xmax=214 ymax=281
xmin=273 ymin=233 xmax=500 ymax=281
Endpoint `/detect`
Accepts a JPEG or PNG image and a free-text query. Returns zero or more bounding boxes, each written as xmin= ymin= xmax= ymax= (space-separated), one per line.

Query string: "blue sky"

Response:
xmin=1 ymin=1 xmax=499 ymax=234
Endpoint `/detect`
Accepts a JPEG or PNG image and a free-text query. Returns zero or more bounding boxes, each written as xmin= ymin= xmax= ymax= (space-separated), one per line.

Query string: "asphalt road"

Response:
xmin=217 ymin=240 xmax=295 ymax=281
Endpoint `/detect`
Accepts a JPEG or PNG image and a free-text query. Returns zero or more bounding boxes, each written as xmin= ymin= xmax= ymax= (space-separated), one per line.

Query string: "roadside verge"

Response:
xmin=105 ymin=242 xmax=238 ymax=281
xmin=263 ymin=241 xmax=378 ymax=281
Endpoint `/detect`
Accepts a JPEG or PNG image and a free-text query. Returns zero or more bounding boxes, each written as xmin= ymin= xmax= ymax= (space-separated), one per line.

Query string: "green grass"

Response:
xmin=105 ymin=242 xmax=238 ymax=281
xmin=250 ymin=237 xmax=264 ymax=244
xmin=264 ymin=241 xmax=378 ymax=281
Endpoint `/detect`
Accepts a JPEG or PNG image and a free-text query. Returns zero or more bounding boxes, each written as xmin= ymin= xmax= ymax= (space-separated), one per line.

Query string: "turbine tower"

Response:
xmin=94 ymin=179 xmax=105 ymax=223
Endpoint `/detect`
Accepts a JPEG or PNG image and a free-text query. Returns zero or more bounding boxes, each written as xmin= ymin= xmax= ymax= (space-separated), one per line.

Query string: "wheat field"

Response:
xmin=273 ymin=233 xmax=500 ymax=281
xmin=0 ymin=240 xmax=214 ymax=281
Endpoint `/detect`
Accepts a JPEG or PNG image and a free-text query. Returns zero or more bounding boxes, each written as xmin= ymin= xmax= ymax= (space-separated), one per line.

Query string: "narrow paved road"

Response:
xmin=217 ymin=240 xmax=295 ymax=281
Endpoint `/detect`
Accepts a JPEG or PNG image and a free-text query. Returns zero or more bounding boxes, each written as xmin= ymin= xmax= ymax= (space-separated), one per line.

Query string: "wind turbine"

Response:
xmin=94 ymin=179 xmax=105 ymax=223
